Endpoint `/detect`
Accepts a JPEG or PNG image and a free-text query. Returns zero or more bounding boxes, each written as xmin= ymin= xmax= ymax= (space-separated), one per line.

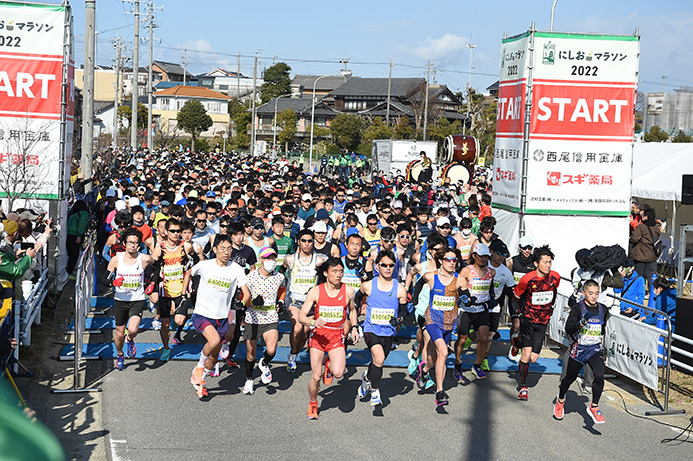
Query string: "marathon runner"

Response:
xmin=506 ymin=235 xmax=535 ymax=362
xmin=356 ymin=250 xmax=407 ymax=406
xmin=298 ymin=258 xmax=359 ymax=419
xmin=514 ymin=245 xmax=561 ymax=401
xmin=107 ymin=227 xmax=156 ymax=370
xmin=182 ymin=234 xmax=249 ymax=398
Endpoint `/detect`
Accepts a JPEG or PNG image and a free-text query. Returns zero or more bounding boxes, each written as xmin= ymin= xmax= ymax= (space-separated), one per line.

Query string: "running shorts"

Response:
xmin=114 ymin=299 xmax=145 ymax=327
xmin=308 ymin=327 xmax=345 ymax=352
xmin=520 ymin=317 xmax=546 ymax=354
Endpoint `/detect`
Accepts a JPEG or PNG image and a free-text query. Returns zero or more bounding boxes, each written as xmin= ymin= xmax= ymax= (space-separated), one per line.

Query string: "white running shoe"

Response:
xmin=258 ymin=358 xmax=272 ymax=384
xmin=242 ymin=379 xmax=254 ymax=395
xmin=220 ymin=341 xmax=230 ymax=360
xmin=151 ymin=319 xmax=162 ymax=331
xmin=287 ymin=353 xmax=297 ymax=373
xmin=370 ymin=389 xmax=382 ymax=406
xmin=358 ymin=370 xmax=371 ymax=398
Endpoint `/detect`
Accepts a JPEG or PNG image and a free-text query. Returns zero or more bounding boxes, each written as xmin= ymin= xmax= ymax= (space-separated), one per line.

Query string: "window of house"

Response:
xmin=316 ymin=117 xmax=326 ymax=127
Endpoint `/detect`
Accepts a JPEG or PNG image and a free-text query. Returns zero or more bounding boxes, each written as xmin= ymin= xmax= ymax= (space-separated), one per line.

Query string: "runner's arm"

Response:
xmin=346 ymin=286 xmax=360 ymax=343
xmin=298 ymin=286 xmax=320 ymax=327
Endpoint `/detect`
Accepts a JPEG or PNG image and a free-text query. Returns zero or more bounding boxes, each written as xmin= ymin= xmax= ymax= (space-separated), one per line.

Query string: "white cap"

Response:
xmin=436 ymin=217 xmax=451 ymax=227
xmin=472 ymin=242 xmax=491 ymax=256
xmin=115 ymin=200 xmax=127 ymax=211
xmin=128 ymin=197 xmax=140 ymax=207
xmin=311 ymin=221 xmax=328 ymax=233
xmin=302 ymin=193 xmax=313 ymax=202
xmin=519 ymin=236 xmax=534 ymax=248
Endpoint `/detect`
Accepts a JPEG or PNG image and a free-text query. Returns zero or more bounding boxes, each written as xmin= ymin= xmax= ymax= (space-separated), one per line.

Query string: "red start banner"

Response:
xmin=0 ymin=57 xmax=63 ymax=117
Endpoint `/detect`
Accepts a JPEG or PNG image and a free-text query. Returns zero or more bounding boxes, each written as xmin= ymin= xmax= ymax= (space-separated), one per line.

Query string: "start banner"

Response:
xmin=0 ymin=1 xmax=73 ymax=200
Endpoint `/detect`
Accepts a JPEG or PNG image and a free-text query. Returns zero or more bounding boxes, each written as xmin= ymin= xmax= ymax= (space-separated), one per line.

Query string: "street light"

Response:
xmin=464 ymin=40 xmax=477 ymax=135
xmin=273 ymin=93 xmax=293 ymax=155
xmin=309 ymin=70 xmax=352 ymax=174
xmin=550 ymin=0 xmax=558 ymax=31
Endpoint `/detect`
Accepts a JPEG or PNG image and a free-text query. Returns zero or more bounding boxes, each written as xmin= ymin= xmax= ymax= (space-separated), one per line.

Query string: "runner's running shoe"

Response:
xmin=159 ymin=348 xmax=171 ymax=362
xmin=191 ymin=366 xmax=208 ymax=398
xmin=587 ymin=405 xmax=605 ymax=424
xmin=480 ymin=358 xmax=489 ymax=371
xmin=462 ymin=336 xmax=472 ymax=350
xmin=287 ymin=353 xmax=297 ymax=373
xmin=453 ymin=363 xmax=463 ymax=381
xmin=307 ymin=401 xmax=319 ymax=420
xmin=370 ymin=389 xmax=382 ymax=406
xmin=415 ymin=361 xmax=427 ymax=389
xmin=518 ymin=387 xmax=528 ymax=401
xmin=173 ymin=334 xmax=184 ymax=345
xmin=210 ymin=362 xmax=220 ymax=377
xmin=220 ymin=341 xmax=230 ymax=360
xmin=151 ymin=319 xmax=162 ymax=330
xmin=125 ymin=337 xmax=136 ymax=358
xmin=554 ymin=396 xmax=564 ymax=420
xmin=323 ymin=356 xmax=333 ymax=386
xmin=225 ymin=359 xmax=239 ymax=369
xmin=472 ymin=363 xmax=486 ymax=379
xmin=358 ymin=370 xmax=371 ymax=398
xmin=408 ymin=350 xmax=420 ymax=377
xmin=435 ymin=390 xmax=449 ymax=406
xmin=258 ymin=358 xmax=272 ymax=385
xmin=115 ymin=355 xmax=124 ymax=370
xmin=242 ymin=379 xmax=254 ymax=395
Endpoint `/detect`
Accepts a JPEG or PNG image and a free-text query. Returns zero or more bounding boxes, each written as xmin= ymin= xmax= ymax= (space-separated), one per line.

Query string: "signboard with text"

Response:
xmin=0 ymin=2 xmax=73 ymax=200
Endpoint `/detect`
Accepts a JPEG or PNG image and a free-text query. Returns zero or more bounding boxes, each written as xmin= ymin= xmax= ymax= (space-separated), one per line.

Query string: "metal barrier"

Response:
xmin=0 ymin=280 xmax=14 ymax=378
xmin=53 ymin=232 xmax=101 ymax=394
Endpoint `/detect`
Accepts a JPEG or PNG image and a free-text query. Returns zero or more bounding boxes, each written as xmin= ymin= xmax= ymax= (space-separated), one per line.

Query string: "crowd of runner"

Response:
xmin=85 ymin=147 xmax=608 ymax=424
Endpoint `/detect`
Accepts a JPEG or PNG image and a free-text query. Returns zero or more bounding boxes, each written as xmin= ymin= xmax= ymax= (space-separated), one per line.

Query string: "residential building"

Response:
xmin=75 ymin=65 xmax=122 ymax=102
xmin=253 ymin=96 xmax=337 ymax=149
xmin=197 ymin=68 xmax=263 ymax=98
xmin=153 ymin=85 xmax=231 ymax=138
xmin=122 ymin=66 xmax=163 ymax=98
xmin=644 ymin=89 xmax=693 ymax=136
xmin=291 ymin=74 xmax=351 ymax=99
xmin=152 ymin=61 xmax=187 ymax=82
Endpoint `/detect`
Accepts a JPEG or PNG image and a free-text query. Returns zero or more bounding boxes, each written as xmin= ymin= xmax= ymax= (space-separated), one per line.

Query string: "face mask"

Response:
xmin=462 ymin=229 xmax=471 ymax=237
xmin=263 ymin=260 xmax=277 ymax=272
xmin=133 ymin=219 xmax=144 ymax=227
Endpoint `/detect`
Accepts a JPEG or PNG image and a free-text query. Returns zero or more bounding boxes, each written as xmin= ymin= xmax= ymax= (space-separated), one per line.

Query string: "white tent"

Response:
xmin=632 ymin=143 xmax=693 ymax=201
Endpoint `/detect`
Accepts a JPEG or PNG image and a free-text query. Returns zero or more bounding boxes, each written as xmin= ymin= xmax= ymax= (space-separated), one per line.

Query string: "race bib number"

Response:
xmin=532 ymin=290 xmax=554 ymax=305
xmin=207 ymin=277 xmax=231 ymax=293
xmin=254 ymin=304 xmax=275 ymax=312
xmin=460 ymin=244 xmax=472 ymax=257
xmin=342 ymin=275 xmax=362 ymax=289
xmin=163 ymin=264 xmax=184 ymax=280
xmin=580 ymin=318 xmax=602 ymax=344
xmin=319 ymin=305 xmax=343 ymax=321
xmin=370 ymin=308 xmax=395 ymax=325
xmin=470 ymin=278 xmax=491 ymax=296
xmin=432 ymin=295 xmax=456 ymax=311
xmin=120 ymin=275 xmax=141 ymax=291
xmin=276 ymin=254 xmax=286 ymax=266
xmin=513 ymin=272 xmax=523 ymax=283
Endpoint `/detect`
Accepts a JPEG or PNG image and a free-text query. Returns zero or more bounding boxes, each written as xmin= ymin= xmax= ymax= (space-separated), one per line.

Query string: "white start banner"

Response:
xmin=605 ymin=314 xmax=661 ymax=391
xmin=527 ymin=32 xmax=639 ymax=215
xmin=0 ymin=1 xmax=74 ymax=200
xmin=492 ymin=31 xmax=639 ymax=217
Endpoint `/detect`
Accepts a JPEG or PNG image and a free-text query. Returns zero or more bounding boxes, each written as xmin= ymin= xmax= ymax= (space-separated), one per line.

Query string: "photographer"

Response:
xmin=0 ymin=219 xmax=37 ymax=283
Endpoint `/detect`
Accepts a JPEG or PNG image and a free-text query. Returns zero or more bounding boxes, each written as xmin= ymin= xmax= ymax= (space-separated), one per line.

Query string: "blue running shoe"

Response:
xmin=125 ymin=337 xmax=136 ymax=358
xmin=115 ymin=355 xmax=124 ymax=370
xmin=453 ymin=363 xmax=463 ymax=381
xmin=472 ymin=363 xmax=486 ymax=379
xmin=160 ymin=348 xmax=171 ymax=362
xmin=408 ymin=350 xmax=420 ymax=377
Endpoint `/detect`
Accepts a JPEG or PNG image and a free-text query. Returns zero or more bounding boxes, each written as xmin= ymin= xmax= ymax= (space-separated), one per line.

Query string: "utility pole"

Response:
xmin=423 ymin=60 xmax=430 ymax=141
xmin=146 ymin=3 xmax=162 ymax=152
xmin=464 ymin=39 xmax=477 ymax=135
xmin=386 ymin=58 xmax=393 ymax=128
xmin=237 ymin=52 xmax=240 ymax=98
xmin=112 ymin=36 xmax=123 ymax=149
xmin=129 ymin=0 xmax=140 ymax=150
xmin=340 ymin=55 xmax=350 ymax=73
xmin=182 ymin=48 xmax=187 ymax=85
xmin=250 ymin=55 xmax=258 ymax=155
xmin=81 ymin=0 xmax=95 ymax=191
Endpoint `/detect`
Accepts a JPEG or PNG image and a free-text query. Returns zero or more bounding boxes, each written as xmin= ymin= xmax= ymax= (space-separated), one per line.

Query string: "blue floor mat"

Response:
xmin=59 ymin=342 xmax=562 ymax=373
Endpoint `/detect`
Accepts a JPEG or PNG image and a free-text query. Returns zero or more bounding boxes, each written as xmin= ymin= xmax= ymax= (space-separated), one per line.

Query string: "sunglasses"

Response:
xmin=367 ymin=222 xmax=377 ymax=226
xmin=379 ymin=263 xmax=395 ymax=268
xmin=398 ymin=234 xmax=411 ymax=239
xmin=381 ymin=239 xmax=395 ymax=244
xmin=443 ymin=257 xmax=458 ymax=262
xmin=253 ymin=226 xmax=264 ymax=230
xmin=168 ymin=229 xmax=181 ymax=233
xmin=299 ymin=239 xmax=313 ymax=243
xmin=219 ymin=224 xmax=229 ymax=228
xmin=521 ymin=245 xmax=533 ymax=250
xmin=439 ymin=225 xmax=451 ymax=230
xmin=196 ymin=219 xmax=207 ymax=223
xmin=229 ymin=207 xmax=238 ymax=211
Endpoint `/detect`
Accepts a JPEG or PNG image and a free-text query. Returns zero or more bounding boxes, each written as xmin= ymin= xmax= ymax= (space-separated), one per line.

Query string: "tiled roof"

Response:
xmin=153 ymin=60 xmax=186 ymax=76
xmin=153 ymin=85 xmax=231 ymax=100
xmin=329 ymin=78 xmax=425 ymax=98
xmin=255 ymin=97 xmax=336 ymax=116
xmin=292 ymin=74 xmax=351 ymax=91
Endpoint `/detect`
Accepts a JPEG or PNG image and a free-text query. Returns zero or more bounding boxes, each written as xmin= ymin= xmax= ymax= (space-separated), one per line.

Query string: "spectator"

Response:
xmin=614 ymin=259 xmax=646 ymax=318
xmin=642 ymin=276 xmax=677 ymax=332
xmin=0 ymin=220 xmax=36 ymax=281
xmin=67 ymin=200 xmax=90 ymax=275
xmin=629 ymin=207 xmax=660 ymax=288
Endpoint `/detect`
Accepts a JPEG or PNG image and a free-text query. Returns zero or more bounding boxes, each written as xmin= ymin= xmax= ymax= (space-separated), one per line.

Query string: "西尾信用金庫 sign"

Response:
xmin=0 ymin=1 xmax=74 ymax=200
xmin=492 ymin=31 xmax=640 ymax=216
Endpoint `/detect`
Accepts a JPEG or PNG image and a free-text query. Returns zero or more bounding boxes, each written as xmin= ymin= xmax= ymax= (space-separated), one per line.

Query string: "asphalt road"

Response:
xmin=100 ymin=353 xmax=693 ymax=461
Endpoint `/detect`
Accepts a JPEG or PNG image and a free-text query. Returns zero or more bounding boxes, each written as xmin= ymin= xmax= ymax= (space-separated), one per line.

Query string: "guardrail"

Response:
xmin=53 ymin=232 xmax=101 ymax=394
xmin=551 ymin=275 xmax=685 ymax=416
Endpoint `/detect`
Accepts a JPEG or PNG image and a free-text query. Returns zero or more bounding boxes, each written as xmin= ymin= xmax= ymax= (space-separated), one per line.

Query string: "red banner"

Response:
xmin=0 ymin=55 xmax=62 ymax=117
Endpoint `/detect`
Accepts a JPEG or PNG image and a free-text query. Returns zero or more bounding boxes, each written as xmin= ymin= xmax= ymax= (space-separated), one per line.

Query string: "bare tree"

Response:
xmin=0 ymin=116 xmax=59 ymax=211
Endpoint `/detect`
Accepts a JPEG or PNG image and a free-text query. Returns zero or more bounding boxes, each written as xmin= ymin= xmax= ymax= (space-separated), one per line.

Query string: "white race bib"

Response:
xmin=370 ymin=308 xmax=395 ymax=325
xmin=532 ymin=290 xmax=553 ymax=305
xmin=319 ymin=304 xmax=343 ymax=321
xmin=431 ymin=295 xmax=456 ymax=311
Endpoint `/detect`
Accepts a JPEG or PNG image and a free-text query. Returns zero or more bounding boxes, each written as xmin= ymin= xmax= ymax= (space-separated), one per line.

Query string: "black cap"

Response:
xmin=250 ymin=217 xmax=265 ymax=229
xmin=489 ymin=239 xmax=509 ymax=257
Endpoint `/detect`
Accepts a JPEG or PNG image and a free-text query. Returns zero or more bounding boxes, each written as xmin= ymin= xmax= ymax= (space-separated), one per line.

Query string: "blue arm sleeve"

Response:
xmin=102 ymin=245 xmax=111 ymax=262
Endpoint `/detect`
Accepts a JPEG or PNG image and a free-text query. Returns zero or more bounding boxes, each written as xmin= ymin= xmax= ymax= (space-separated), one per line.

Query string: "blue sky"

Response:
xmin=67 ymin=0 xmax=693 ymax=94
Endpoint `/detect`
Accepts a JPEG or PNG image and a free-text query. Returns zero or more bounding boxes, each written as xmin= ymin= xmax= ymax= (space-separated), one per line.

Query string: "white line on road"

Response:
xmin=109 ymin=438 xmax=129 ymax=461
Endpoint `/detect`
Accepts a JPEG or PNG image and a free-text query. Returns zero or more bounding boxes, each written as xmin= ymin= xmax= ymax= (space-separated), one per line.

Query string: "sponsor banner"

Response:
xmin=606 ymin=315 xmax=660 ymax=390
xmin=548 ymin=293 xmax=571 ymax=347
xmin=491 ymin=137 xmax=522 ymax=210
xmin=0 ymin=2 xmax=72 ymax=199
xmin=525 ymin=139 xmax=632 ymax=215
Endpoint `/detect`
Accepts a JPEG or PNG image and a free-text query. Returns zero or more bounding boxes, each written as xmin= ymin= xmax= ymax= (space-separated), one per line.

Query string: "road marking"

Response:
xmin=109 ymin=438 xmax=129 ymax=461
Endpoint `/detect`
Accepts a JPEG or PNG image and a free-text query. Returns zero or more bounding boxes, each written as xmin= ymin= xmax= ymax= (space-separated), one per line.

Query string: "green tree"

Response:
xmin=330 ymin=113 xmax=363 ymax=150
xmin=362 ymin=117 xmax=393 ymax=146
xmin=228 ymin=97 xmax=250 ymax=150
xmin=177 ymin=100 xmax=213 ymax=152
xmin=427 ymin=117 xmax=463 ymax=144
xmin=260 ymin=62 xmax=292 ymax=104
xmin=307 ymin=124 xmax=330 ymax=139
xmin=393 ymin=116 xmax=415 ymax=139
xmin=643 ymin=125 xmax=669 ymax=142
xmin=276 ymin=108 xmax=297 ymax=152
xmin=671 ymin=129 xmax=692 ymax=143
xmin=117 ymin=103 xmax=148 ymax=130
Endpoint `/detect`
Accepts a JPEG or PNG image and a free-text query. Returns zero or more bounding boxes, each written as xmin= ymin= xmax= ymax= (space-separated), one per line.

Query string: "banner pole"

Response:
xmin=519 ymin=23 xmax=536 ymax=238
